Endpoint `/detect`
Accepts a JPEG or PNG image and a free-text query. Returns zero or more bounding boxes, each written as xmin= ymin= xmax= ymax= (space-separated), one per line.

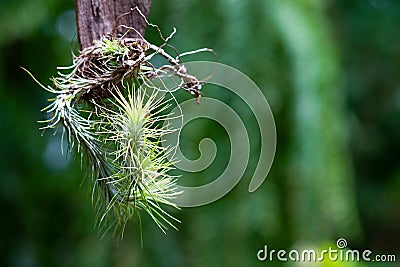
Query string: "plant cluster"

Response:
xmin=24 ymin=26 xmax=209 ymax=237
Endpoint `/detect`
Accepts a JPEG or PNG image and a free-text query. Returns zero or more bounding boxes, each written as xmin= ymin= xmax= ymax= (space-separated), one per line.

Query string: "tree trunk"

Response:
xmin=74 ymin=0 xmax=152 ymax=49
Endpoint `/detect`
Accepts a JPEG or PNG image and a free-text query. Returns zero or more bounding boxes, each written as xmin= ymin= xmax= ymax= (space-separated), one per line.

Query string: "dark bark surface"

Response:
xmin=75 ymin=0 xmax=152 ymax=49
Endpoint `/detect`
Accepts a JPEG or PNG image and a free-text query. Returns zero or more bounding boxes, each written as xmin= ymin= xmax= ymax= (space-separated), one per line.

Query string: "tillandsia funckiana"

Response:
xmin=24 ymin=21 xmax=213 ymax=237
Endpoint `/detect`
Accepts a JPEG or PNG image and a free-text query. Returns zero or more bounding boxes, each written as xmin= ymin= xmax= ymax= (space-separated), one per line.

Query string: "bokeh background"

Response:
xmin=0 ymin=0 xmax=399 ymax=266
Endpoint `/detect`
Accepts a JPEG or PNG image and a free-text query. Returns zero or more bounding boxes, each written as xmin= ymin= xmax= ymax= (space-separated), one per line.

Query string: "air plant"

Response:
xmin=23 ymin=22 xmax=212 ymax=237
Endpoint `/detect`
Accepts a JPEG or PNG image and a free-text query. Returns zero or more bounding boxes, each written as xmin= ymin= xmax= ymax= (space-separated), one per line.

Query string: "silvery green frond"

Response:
xmin=95 ymin=85 xmax=181 ymax=235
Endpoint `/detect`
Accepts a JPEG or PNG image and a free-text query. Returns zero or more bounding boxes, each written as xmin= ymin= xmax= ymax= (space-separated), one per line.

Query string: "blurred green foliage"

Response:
xmin=0 ymin=0 xmax=399 ymax=266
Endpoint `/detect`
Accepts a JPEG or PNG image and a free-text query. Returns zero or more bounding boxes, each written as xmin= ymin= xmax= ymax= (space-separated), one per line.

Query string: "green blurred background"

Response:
xmin=0 ymin=0 xmax=399 ymax=266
